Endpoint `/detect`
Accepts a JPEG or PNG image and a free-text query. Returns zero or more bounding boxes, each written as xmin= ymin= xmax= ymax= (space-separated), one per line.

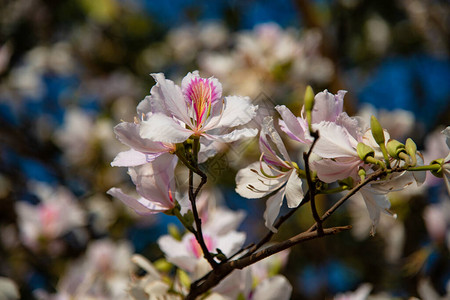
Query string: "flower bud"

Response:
xmin=430 ymin=158 xmax=444 ymax=178
xmin=304 ymin=86 xmax=314 ymax=128
xmin=304 ymin=85 xmax=315 ymax=112
xmin=168 ymin=224 xmax=181 ymax=241
xmin=370 ymin=116 xmax=385 ymax=145
xmin=357 ymin=142 xmax=375 ymax=161
xmin=177 ymin=269 xmax=191 ymax=288
xmin=386 ymin=139 xmax=406 ymax=159
xmin=405 ymin=138 xmax=417 ymax=166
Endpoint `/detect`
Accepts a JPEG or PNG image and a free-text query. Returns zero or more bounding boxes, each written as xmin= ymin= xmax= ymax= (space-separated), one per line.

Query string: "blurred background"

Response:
xmin=0 ymin=0 xmax=449 ymax=299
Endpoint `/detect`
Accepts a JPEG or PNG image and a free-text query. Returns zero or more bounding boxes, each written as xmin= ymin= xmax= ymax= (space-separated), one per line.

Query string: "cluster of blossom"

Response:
xmin=142 ymin=22 xmax=332 ymax=98
xmin=106 ymin=70 xmax=449 ymax=298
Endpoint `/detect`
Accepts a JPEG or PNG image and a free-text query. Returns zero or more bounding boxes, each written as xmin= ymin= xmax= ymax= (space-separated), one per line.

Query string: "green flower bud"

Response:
xmin=177 ymin=269 xmax=191 ymax=288
xmin=358 ymin=168 xmax=366 ymax=181
xmin=168 ymin=224 xmax=181 ymax=241
xmin=386 ymin=139 xmax=406 ymax=159
xmin=304 ymin=85 xmax=315 ymax=112
xmin=357 ymin=142 xmax=375 ymax=160
xmin=430 ymin=158 xmax=444 ymax=178
xmin=304 ymin=86 xmax=315 ymax=129
xmin=153 ymin=258 xmax=173 ymax=272
xmin=370 ymin=115 xmax=385 ymax=145
xmin=405 ymin=138 xmax=417 ymax=166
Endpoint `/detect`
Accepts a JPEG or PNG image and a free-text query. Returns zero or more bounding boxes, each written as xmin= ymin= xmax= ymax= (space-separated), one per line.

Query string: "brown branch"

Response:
xmin=307 ymin=168 xmax=385 ymax=233
xmin=188 ymin=137 xmax=217 ymax=269
xmin=303 ymin=130 xmax=323 ymax=235
xmin=186 ymin=225 xmax=351 ymax=299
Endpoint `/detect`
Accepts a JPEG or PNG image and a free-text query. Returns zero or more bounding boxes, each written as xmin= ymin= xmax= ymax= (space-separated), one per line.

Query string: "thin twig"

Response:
xmin=188 ymin=137 xmax=217 ymax=269
xmin=304 ymin=130 xmax=323 ymax=235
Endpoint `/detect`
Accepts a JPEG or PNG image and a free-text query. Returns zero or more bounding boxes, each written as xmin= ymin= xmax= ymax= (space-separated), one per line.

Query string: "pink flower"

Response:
xmin=236 ymin=117 xmax=304 ymax=232
xmin=108 ymin=154 xmax=177 ymax=214
xmin=139 ymin=71 xmax=258 ymax=144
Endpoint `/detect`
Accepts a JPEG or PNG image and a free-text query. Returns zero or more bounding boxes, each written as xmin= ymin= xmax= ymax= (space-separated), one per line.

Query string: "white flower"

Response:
xmin=139 ymin=71 xmax=258 ymax=144
xmin=236 ymin=117 xmax=304 ymax=232
xmin=108 ymin=154 xmax=177 ymax=214
xmin=157 ymin=230 xmax=246 ymax=278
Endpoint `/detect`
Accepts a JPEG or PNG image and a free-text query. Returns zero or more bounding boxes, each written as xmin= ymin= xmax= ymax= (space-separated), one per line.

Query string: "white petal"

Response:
xmin=311 ymin=157 xmax=363 ymax=183
xmin=285 ymin=171 xmax=304 ymax=208
xmin=215 ymin=231 xmax=246 ymax=257
xmin=252 ymin=275 xmax=293 ymax=300
xmin=312 ymin=121 xmax=358 ymax=158
xmin=264 ymin=189 xmax=285 ymax=232
xmin=150 ymin=73 xmax=192 ymax=126
xmin=114 ymin=122 xmax=172 ymax=154
xmin=111 ymin=149 xmax=149 ymax=167
xmin=205 ymin=128 xmax=258 ymax=143
xmin=276 ymin=105 xmax=310 ymax=143
xmin=261 ymin=117 xmax=291 ymax=162
xmin=107 ymin=188 xmax=164 ymax=215
xmin=311 ymin=90 xmax=346 ymax=123
xmin=140 ymin=113 xmax=193 ymax=143
xmin=205 ymin=96 xmax=257 ymax=129
xmin=235 ymin=162 xmax=285 ymax=199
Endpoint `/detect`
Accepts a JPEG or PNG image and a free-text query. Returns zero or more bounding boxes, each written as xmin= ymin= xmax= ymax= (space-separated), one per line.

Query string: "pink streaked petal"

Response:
xmin=276 ymin=105 xmax=310 ymax=143
xmin=181 ymin=71 xmax=223 ymax=105
xmin=285 ymin=170 xmax=304 ymax=208
xmin=150 ymin=73 xmax=192 ymax=126
xmin=204 ymin=96 xmax=257 ymax=130
xmin=261 ymin=117 xmax=292 ymax=164
xmin=312 ymin=121 xmax=358 ymax=158
xmin=111 ymin=149 xmax=148 ymax=167
xmin=107 ymin=188 xmax=165 ymax=215
xmin=311 ymin=157 xmax=364 ymax=183
xmin=259 ymin=136 xmax=286 ymax=168
xmin=140 ymin=113 xmax=193 ymax=143
xmin=264 ymin=188 xmax=286 ymax=233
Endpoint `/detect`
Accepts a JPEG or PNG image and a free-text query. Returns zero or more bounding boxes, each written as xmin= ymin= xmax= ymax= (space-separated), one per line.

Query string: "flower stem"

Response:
xmin=188 ymin=137 xmax=217 ymax=269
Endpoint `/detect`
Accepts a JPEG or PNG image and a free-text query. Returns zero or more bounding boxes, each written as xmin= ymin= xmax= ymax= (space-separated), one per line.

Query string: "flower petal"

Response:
xmin=252 ymin=275 xmax=293 ymax=300
xmin=285 ymin=170 xmax=304 ymax=208
xmin=260 ymin=117 xmax=291 ymax=165
xmin=111 ymin=149 xmax=148 ymax=167
xmin=276 ymin=105 xmax=310 ymax=143
xmin=107 ymin=188 xmax=165 ymax=215
xmin=114 ymin=122 xmax=172 ymax=153
xmin=205 ymin=96 xmax=257 ymax=130
xmin=311 ymin=157 xmax=364 ymax=183
xmin=140 ymin=113 xmax=193 ymax=143
xmin=205 ymin=127 xmax=258 ymax=143
xmin=312 ymin=121 xmax=358 ymax=158
xmin=150 ymin=73 xmax=192 ymax=126
xmin=311 ymin=90 xmax=346 ymax=123
xmin=264 ymin=188 xmax=285 ymax=232
xmin=235 ymin=162 xmax=285 ymax=199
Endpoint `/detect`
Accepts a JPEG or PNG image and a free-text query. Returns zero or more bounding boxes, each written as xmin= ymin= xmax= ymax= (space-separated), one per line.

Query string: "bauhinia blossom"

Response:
xmin=236 ymin=117 xmax=304 ymax=232
xmin=110 ymin=99 xmax=176 ymax=167
xmin=107 ymin=154 xmax=177 ymax=214
xmin=139 ymin=71 xmax=258 ymax=144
